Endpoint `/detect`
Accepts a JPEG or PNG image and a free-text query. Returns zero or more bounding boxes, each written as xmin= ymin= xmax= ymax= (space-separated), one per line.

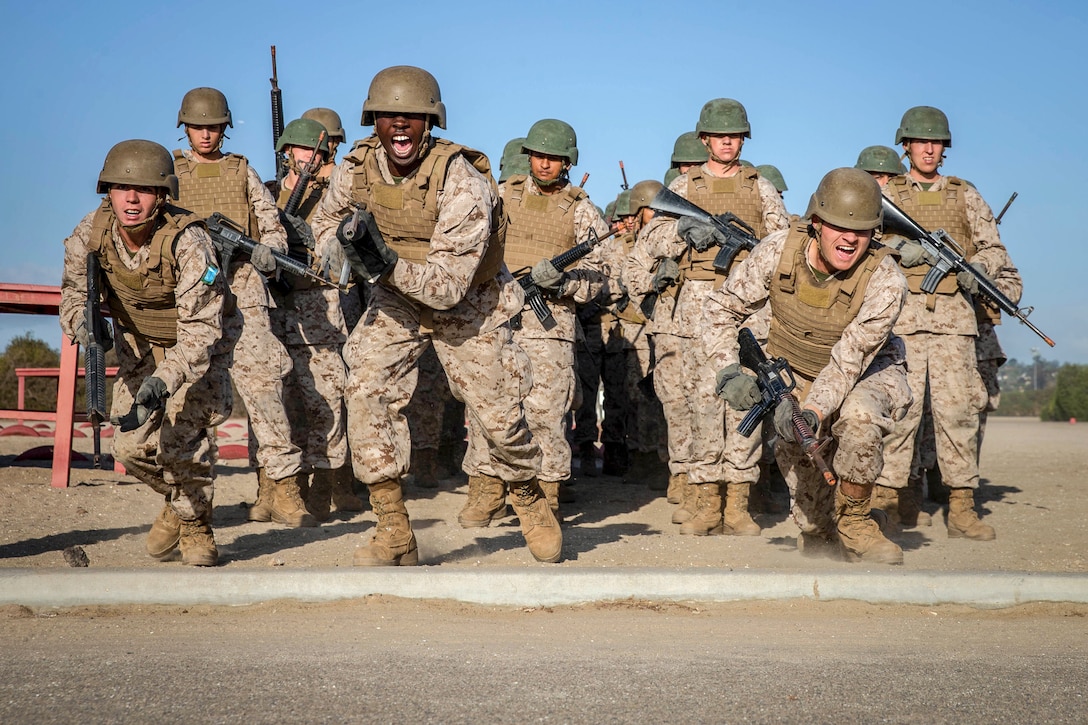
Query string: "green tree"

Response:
xmin=1041 ymin=364 xmax=1088 ymax=421
xmin=0 ymin=333 xmax=61 ymax=411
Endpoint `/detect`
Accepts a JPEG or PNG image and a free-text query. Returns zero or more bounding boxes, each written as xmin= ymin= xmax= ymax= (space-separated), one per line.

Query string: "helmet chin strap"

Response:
xmin=111 ymin=195 xmax=164 ymax=238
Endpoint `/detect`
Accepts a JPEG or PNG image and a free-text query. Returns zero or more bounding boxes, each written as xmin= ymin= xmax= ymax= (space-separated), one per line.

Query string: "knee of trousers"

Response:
xmin=830 ymin=420 xmax=884 ymax=485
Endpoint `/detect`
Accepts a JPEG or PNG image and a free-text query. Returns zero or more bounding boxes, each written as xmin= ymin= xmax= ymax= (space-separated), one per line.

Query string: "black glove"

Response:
xmin=773 ymin=399 xmax=819 ymax=441
xmin=112 ymin=376 xmax=168 ymax=432
xmin=650 ymin=257 xmax=680 ymax=293
xmin=530 ymin=259 xmax=565 ymax=291
xmin=337 ymin=208 xmax=398 ymax=282
xmin=250 ymin=243 xmax=277 ymax=274
xmin=956 ymin=262 xmax=989 ymax=296
xmin=677 ymin=217 xmax=726 ymax=253
xmin=714 ymin=364 xmax=761 ymax=410
xmin=280 ymin=211 xmax=316 ymax=259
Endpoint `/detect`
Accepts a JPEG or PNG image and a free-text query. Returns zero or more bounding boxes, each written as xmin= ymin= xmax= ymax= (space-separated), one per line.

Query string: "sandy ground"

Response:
xmin=1 ymin=416 xmax=1084 ymax=573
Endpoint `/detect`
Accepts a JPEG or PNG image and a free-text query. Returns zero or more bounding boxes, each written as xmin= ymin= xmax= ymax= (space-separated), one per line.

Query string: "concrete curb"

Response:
xmin=3 ymin=568 xmax=1086 ymax=609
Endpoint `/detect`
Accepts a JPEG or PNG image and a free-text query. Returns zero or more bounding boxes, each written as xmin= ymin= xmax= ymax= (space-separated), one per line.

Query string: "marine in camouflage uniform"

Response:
xmin=459 ymin=119 xmax=612 ymax=519
xmin=873 ymin=106 xmax=1022 ymax=540
xmin=264 ymin=117 xmax=363 ymax=521
xmin=311 ymin=66 xmax=559 ymax=565
xmin=706 ymin=168 xmax=911 ymax=563
xmin=651 ymin=99 xmax=790 ymax=536
xmin=60 ymin=140 xmax=236 ymax=566
xmin=172 ymin=87 xmax=313 ymax=529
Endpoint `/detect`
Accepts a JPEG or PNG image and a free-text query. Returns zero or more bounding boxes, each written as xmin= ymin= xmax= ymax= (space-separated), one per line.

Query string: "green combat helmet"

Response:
xmin=895 ymin=106 xmax=952 ymax=147
xmin=614 ymin=190 xmax=633 ymax=218
xmin=739 ymin=159 xmax=754 ymax=168
xmin=671 ymin=131 xmax=708 ymax=165
xmin=97 ymin=140 xmax=179 ymax=199
xmin=362 ymin=66 xmax=446 ymax=129
xmin=855 ymin=145 xmax=907 ymax=176
xmin=302 ymin=108 xmax=346 ymax=143
xmin=664 ymin=168 xmax=680 ymax=187
xmin=499 ymin=136 xmax=529 ymax=182
xmin=757 ymin=164 xmax=788 ymax=193
xmin=604 ymin=200 xmax=617 ymax=223
xmin=522 ymin=119 xmax=578 ymax=165
xmin=177 ymin=87 xmax=232 ymax=128
xmin=628 ymin=180 xmax=664 ymax=214
xmin=804 ymin=167 xmax=883 ymax=231
xmin=696 ymin=98 xmax=751 ymax=138
xmin=276 ymin=118 xmax=331 ymax=155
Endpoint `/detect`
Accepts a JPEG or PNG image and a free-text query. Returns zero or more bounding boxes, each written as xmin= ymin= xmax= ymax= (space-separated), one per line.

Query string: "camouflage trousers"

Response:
xmin=343 ymin=289 xmax=540 ymax=485
xmin=975 ymin=321 xmax=1005 ymax=452
xmin=464 ymin=332 xmax=575 ymax=482
xmin=778 ymin=355 xmax=911 ymax=535
xmin=619 ymin=322 xmax=667 ymax=456
xmin=652 ymin=332 xmax=695 ymax=476
xmin=284 ymin=343 xmax=348 ymax=470
xmin=572 ymin=316 xmax=604 ymax=447
xmin=229 ymin=304 xmax=302 ymax=480
xmin=112 ymin=349 xmax=233 ymax=521
xmin=404 ymin=342 xmax=456 ymax=452
xmin=877 ymin=332 xmax=985 ymax=491
xmin=688 ymin=339 xmax=762 ymax=486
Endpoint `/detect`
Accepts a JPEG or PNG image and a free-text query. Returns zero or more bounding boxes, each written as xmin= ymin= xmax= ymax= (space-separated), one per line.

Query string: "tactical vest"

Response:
xmin=173 ymin=151 xmax=258 ymax=238
xmin=612 ymin=231 xmax=646 ymax=324
xmin=886 ymin=175 xmax=974 ymax=297
xmin=766 ymin=223 xmax=895 ymax=380
xmin=501 ymin=175 xmax=585 ymax=270
xmin=86 ymin=200 xmax=201 ymax=347
xmin=344 ymin=137 xmax=505 ymax=286
xmin=680 ymin=165 xmax=766 ymax=280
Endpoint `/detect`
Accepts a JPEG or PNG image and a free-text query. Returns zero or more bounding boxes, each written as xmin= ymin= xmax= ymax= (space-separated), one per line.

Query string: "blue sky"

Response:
xmin=2 ymin=0 xmax=1085 ymax=364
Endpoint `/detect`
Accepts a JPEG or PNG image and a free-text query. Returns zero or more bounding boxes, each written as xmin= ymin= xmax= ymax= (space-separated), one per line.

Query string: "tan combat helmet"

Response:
xmin=804 ymin=168 xmax=883 ymax=231
xmin=628 ymin=180 xmax=664 ymax=214
xmin=302 ymin=107 xmax=346 ymax=143
xmin=177 ymin=87 xmax=232 ymax=128
xmin=361 ymin=66 xmax=446 ymax=129
xmin=96 ymin=140 xmax=179 ymax=200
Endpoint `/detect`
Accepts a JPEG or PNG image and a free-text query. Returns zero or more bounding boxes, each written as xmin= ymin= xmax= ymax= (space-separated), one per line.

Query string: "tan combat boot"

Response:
xmin=666 ymin=471 xmax=687 ymax=504
xmin=680 ymin=483 xmax=724 ymax=535
xmin=508 ymin=478 xmax=563 ymax=563
xmin=540 ymin=480 xmax=561 ymax=515
xmin=721 ymin=483 xmax=762 ymax=536
xmin=146 ymin=503 xmax=181 ymax=560
xmin=672 ymin=478 xmax=699 ymax=524
xmin=898 ymin=473 xmax=932 ymax=528
xmin=353 ymin=479 xmax=419 ymax=566
xmin=331 ymin=464 xmax=365 ymax=512
xmin=457 ymin=474 xmax=507 ymax=528
xmin=270 ymin=473 xmax=318 ymax=528
xmin=179 ymin=511 xmax=218 ymax=567
xmin=947 ymin=488 xmax=995 ymax=540
xmin=835 ymin=483 xmax=903 ymax=565
xmin=247 ymin=468 xmax=273 ymax=523
xmin=411 ymin=447 xmax=439 ymax=489
xmin=305 ymin=468 xmax=336 ymax=523
xmin=870 ymin=485 xmax=901 ymax=528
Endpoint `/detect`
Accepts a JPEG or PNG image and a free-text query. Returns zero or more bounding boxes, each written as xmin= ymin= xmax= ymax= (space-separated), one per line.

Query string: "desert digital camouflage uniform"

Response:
xmin=311 ymin=125 xmax=555 ymax=564
xmin=875 ymin=175 xmax=1021 ymax=503
xmin=653 ymin=165 xmax=788 ymax=533
xmin=462 ymin=174 xmax=611 ymax=497
xmin=173 ymin=148 xmax=303 ymax=483
xmin=403 ymin=342 xmax=460 ymax=486
xmin=623 ymin=217 xmax=696 ymax=487
xmin=60 ymin=200 xmax=236 ymax=557
xmin=703 ymin=227 xmax=911 ymax=545
xmin=974 ymin=315 xmax=1007 ymax=450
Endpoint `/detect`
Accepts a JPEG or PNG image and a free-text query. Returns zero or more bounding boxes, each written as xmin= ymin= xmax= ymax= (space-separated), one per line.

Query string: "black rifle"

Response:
xmin=282 ymin=130 xmax=328 ymax=217
xmin=204 ymin=212 xmax=331 ymax=287
xmin=85 ymin=253 xmax=109 ymax=469
xmin=881 ymin=197 xmax=1055 ymax=347
xmin=619 ymin=160 xmax=629 ymax=190
xmin=995 ymin=191 xmax=1017 ymax=225
xmin=638 ymin=187 xmax=762 ymax=320
xmin=269 ymin=46 xmax=286 ymax=182
xmin=513 ymin=227 xmax=619 ymax=331
xmin=736 ymin=328 xmax=837 ymax=487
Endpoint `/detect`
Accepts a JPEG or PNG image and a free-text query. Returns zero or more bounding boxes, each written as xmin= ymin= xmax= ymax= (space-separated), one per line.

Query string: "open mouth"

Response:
xmin=391 ymin=134 xmax=414 ymax=158
xmin=833 ymin=242 xmax=857 ymax=263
